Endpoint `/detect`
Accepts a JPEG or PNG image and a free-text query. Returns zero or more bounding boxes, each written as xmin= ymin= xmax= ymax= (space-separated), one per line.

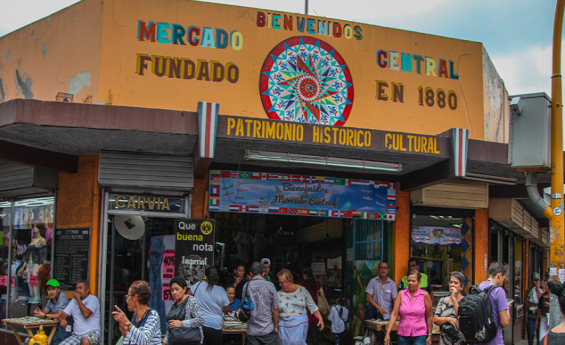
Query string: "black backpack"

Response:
xmin=458 ymin=284 xmax=501 ymax=343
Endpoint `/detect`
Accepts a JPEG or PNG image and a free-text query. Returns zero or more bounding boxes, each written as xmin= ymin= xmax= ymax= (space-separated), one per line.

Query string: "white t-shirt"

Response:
xmin=328 ymin=305 xmax=348 ymax=334
xmin=528 ymin=287 xmax=540 ymax=311
xmin=190 ymin=281 xmax=230 ymax=330
xmin=63 ymin=295 xmax=101 ymax=335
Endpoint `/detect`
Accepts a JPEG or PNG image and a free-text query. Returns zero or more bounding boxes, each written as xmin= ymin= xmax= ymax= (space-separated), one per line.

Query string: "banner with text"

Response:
xmin=175 ymin=219 xmax=215 ymax=287
xmin=412 ymin=226 xmax=461 ymax=246
xmin=209 ymin=170 xmax=397 ymax=220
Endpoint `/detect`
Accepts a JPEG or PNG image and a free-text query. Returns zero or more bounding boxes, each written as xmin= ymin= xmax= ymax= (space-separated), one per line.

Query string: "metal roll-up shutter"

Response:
xmin=0 ymin=162 xmax=58 ymax=198
xmin=98 ymin=151 xmax=193 ymax=191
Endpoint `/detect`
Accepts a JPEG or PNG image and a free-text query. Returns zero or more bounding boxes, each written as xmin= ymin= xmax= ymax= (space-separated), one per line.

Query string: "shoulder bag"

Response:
xmin=317 ymin=284 xmax=330 ymax=315
xmin=439 ymin=298 xmax=461 ymax=343
xmin=238 ymin=282 xmax=255 ymax=323
xmin=167 ymin=296 xmax=201 ymax=344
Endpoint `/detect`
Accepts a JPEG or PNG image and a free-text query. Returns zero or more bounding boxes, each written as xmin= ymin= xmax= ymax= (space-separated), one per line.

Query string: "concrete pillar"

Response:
xmin=392 ymin=187 xmax=410 ymax=284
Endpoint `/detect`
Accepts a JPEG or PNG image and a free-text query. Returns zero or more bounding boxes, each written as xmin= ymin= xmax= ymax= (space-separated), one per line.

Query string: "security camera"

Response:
xmin=510 ymin=97 xmax=523 ymax=116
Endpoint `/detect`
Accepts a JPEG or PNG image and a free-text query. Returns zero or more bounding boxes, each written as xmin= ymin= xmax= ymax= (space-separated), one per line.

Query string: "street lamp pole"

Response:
xmin=305 ymin=0 xmax=308 ymax=15
xmin=549 ymin=0 xmax=565 ymax=328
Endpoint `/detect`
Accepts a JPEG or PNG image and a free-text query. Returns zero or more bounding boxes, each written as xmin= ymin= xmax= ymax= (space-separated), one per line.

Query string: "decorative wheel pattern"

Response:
xmin=260 ymin=36 xmax=354 ymax=126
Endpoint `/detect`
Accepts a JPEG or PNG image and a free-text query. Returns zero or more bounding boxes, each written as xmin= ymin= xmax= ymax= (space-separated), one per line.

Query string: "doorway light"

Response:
xmin=244 ymin=150 xmax=403 ymax=172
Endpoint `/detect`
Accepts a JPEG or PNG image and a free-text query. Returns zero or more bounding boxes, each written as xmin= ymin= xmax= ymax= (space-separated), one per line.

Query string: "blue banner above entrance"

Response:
xmin=209 ymin=170 xmax=397 ymax=220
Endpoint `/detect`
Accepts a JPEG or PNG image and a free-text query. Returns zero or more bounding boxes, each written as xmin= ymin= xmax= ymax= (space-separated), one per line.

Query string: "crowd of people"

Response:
xmin=30 ymin=258 xmax=565 ymax=345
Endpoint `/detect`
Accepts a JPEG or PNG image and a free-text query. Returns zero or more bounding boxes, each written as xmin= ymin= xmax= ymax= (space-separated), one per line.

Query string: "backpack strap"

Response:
xmin=484 ymin=284 xmax=501 ymax=296
xmin=334 ymin=306 xmax=345 ymax=322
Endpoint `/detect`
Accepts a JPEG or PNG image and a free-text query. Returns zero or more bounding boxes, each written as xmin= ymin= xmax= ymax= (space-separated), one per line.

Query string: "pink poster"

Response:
xmin=162 ymin=282 xmax=172 ymax=301
xmin=163 ymin=249 xmax=175 ymax=280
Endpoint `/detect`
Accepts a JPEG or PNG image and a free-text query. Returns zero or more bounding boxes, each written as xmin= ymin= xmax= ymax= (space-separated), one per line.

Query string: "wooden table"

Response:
xmin=222 ymin=328 xmax=246 ymax=345
xmin=366 ymin=320 xmax=399 ymax=332
xmin=4 ymin=317 xmax=59 ymax=345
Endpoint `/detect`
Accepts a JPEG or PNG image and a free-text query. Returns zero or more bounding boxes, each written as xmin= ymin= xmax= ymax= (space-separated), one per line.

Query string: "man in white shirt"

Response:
xmin=525 ymin=273 xmax=541 ymax=345
xmin=58 ymin=280 xmax=101 ymax=345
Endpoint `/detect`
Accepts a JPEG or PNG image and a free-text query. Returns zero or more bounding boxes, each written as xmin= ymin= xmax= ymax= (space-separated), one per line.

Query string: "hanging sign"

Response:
xmin=412 ymin=226 xmax=461 ymax=246
xmin=209 ymin=170 xmax=397 ymax=220
xmin=174 ymin=219 xmax=215 ymax=287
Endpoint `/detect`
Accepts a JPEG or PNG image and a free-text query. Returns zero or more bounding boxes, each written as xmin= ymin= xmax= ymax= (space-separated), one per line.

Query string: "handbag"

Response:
xmin=167 ymin=297 xmax=201 ymax=344
xmin=317 ymin=285 xmax=330 ymax=315
xmin=440 ymin=322 xmax=462 ymax=341
xmin=238 ymin=282 xmax=255 ymax=323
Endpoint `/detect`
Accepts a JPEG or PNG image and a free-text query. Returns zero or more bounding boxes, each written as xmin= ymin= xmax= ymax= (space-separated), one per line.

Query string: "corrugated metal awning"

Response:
xmin=0 ymin=162 xmax=58 ymax=199
xmin=98 ymin=151 xmax=193 ymax=191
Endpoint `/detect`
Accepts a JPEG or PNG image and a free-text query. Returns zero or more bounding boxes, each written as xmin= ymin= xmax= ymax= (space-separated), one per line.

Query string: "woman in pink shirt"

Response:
xmin=384 ymin=270 xmax=433 ymax=345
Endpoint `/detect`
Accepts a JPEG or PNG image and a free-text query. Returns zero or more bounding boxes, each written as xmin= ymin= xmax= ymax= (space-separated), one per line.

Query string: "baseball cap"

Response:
xmin=46 ymin=279 xmax=60 ymax=287
xmin=533 ymin=273 xmax=540 ymax=280
xmin=261 ymin=258 xmax=271 ymax=266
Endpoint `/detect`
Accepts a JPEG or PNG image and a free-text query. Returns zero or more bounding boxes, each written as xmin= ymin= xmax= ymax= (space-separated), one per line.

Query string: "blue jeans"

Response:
xmin=527 ymin=316 xmax=537 ymax=345
xmin=398 ymin=335 xmax=427 ymax=345
xmin=149 ymin=237 xmax=167 ymax=334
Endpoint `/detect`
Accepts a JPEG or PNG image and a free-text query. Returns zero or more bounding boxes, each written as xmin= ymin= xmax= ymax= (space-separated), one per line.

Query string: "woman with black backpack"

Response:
xmin=163 ymin=276 xmax=205 ymax=345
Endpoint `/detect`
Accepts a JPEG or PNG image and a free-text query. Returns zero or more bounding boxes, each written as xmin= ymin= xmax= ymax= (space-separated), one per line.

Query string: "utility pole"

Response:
xmin=305 ymin=0 xmax=308 ymax=15
xmin=549 ymin=0 xmax=565 ymax=328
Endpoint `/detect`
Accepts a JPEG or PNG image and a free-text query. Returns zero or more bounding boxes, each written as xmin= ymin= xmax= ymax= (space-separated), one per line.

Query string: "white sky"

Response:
xmin=0 ymin=0 xmax=560 ymax=97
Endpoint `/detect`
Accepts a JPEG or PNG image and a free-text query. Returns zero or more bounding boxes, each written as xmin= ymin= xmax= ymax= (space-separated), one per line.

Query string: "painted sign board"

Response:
xmin=412 ymin=226 xmax=461 ymax=246
xmin=118 ymin=1 xmax=484 ymax=137
xmin=209 ymin=170 xmax=397 ymax=220
xmin=0 ymin=0 xmax=492 ymax=140
xmin=174 ymin=219 xmax=215 ymax=287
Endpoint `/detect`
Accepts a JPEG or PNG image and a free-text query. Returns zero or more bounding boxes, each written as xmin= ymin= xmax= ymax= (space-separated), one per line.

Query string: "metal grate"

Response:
xmin=98 ymin=151 xmax=193 ymax=191
xmin=353 ymin=219 xmax=384 ymax=261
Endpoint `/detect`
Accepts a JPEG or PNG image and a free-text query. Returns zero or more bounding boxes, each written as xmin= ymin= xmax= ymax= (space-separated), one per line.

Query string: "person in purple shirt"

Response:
xmin=366 ymin=261 xmax=397 ymax=321
xmin=476 ymin=262 xmax=513 ymax=345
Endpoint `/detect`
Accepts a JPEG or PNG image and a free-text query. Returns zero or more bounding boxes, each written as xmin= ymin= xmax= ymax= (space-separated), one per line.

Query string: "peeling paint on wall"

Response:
xmin=35 ymin=39 xmax=38 ymax=46
xmin=15 ymin=70 xmax=34 ymax=99
xmin=0 ymin=78 xmax=5 ymax=102
xmin=47 ymin=17 xmax=51 ymax=27
xmin=42 ymin=43 xmax=48 ymax=57
xmin=67 ymin=71 xmax=91 ymax=95
xmin=5 ymin=50 xmax=10 ymax=64
xmin=483 ymin=47 xmax=507 ymax=142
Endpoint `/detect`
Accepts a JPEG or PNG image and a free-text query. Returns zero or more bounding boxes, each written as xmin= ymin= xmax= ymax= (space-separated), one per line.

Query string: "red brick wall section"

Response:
xmin=392 ymin=187 xmax=410 ymax=284
xmin=474 ymin=208 xmax=489 ymax=284
xmin=56 ymin=155 xmax=100 ymax=295
xmin=191 ymin=171 xmax=209 ymax=219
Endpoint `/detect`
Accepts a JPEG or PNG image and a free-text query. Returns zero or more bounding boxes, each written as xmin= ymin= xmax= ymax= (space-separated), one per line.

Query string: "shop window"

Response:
xmin=0 ymin=197 xmax=55 ymax=328
xmin=353 ymin=220 xmax=384 ymax=261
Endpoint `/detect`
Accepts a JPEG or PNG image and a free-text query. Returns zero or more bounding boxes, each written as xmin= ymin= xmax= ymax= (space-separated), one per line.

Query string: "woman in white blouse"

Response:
xmin=277 ymin=269 xmax=324 ymax=345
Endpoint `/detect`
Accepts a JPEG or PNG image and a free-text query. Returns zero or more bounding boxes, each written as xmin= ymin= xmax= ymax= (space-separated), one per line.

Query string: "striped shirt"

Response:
xmin=163 ymin=296 xmax=205 ymax=345
xmin=246 ymin=276 xmax=280 ymax=337
xmin=123 ymin=310 xmax=161 ymax=345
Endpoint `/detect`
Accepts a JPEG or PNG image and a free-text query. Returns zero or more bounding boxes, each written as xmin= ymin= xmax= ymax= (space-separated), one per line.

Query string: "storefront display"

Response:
xmin=0 ymin=197 xmax=55 ymax=330
xmin=411 ymin=212 xmax=467 ymax=294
